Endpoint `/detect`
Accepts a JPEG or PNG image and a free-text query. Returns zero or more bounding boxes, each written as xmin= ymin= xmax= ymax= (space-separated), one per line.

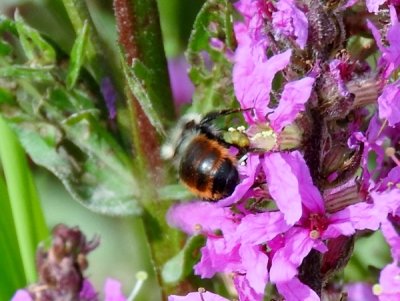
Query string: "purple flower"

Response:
xmin=233 ymin=274 xmax=264 ymax=301
xmin=217 ymin=153 xmax=260 ymax=207
xmin=377 ymin=81 xmax=400 ymax=126
xmin=366 ymin=0 xmax=388 ymax=13
xmin=167 ymin=201 xmax=236 ymax=235
xmin=367 ymin=6 xmax=400 ymax=77
xmin=168 ymin=290 xmax=229 ymax=301
xmin=381 ymin=218 xmax=400 ymax=261
xmin=346 ymin=283 xmax=378 ymax=301
xmin=276 ymin=277 xmax=320 ymax=301
xmin=272 ymin=0 xmax=308 ymax=49
xmin=262 ymin=151 xmax=323 ymax=224
xmin=104 ymin=278 xmax=126 ymax=301
xmin=373 ymin=262 xmax=400 ymax=300
xmin=268 ymin=76 xmax=315 ymax=132
xmin=194 ymin=234 xmax=241 ymax=278
xmin=80 ymin=279 xmax=99 ymax=301
xmin=167 ymin=56 xmax=194 ymax=106
xmin=232 ymin=20 xmax=292 ymax=123
xmin=100 ymin=77 xmax=117 ymax=120
xmin=11 ymin=290 xmax=32 ymax=301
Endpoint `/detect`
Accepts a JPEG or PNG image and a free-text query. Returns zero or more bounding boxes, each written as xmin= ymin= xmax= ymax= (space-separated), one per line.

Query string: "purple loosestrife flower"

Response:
xmin=259 ymin=152 xmax=380 ymax=283
xmin=104 ymin=278 xmax=126 ymax=301
xmin=169 ymin=290 xmax=230 ymax=301
xmin=272 ymin=0 xmax=308 ymax=49
xmin=366 ymin=0 xmax=388 ymax=12
xmin=377 ymin=82 xmax=400 ymax=127
xmin=167 ymin=57 xmax=194 ymax=107
xmin=11 ymin=290 xmax=33 ymax=301
xmin=373 ymin=262 xmax=400 ymax=300
xmin=346 ymin=283 xmax=378 ymax=301
xmin=268 ymin=77 xmax=315 ymax=132
xmin=233 ymin=22 xmax=292 ymax=122
xmin=367 ymin=6 xmax=400 ymax=77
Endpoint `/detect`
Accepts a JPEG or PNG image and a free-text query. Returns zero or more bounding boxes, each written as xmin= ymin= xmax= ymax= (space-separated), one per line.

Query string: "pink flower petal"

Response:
xmin=378 ymin=81 xmax=400 ymax=127
xmin=167 ymin=202 xmax=235 ymax=235
xmin=276 ymin=277 xmax=320 ymax=301
xmin=240 ymin=245 xmax=269 ymax=295
xmin=366 ymin=0 xmax=387 ymax=13
xmin=381 ymin=219 xmax=400 ymax=261
xmin=237 ymin=211 xmax=290 ymax=245
xmin=263 ymin=151 xmax=324 ymax=225
xmin=11 ymin=290 xmax=32 ymax=301
xmin=346 ymin=283 xmax=378 ymax=301
xmin=104 ymin=278 xmax=126 ymax=301
xmin=269 ymin=77 xmax=315 ymax=132
xmin=168 ymin=291 xmax=230 ymax=301
xmin=270 ymin=228 xmax=316 ymax=282
xmin=217 ymin=154 xmax=260 ymax=207
xmin=272 ymin=0 xmax=308 ymax=48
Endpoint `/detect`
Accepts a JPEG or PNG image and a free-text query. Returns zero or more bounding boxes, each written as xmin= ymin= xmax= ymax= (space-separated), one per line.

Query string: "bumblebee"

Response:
xmin=161 ymin=109 xmax=249 ymax=201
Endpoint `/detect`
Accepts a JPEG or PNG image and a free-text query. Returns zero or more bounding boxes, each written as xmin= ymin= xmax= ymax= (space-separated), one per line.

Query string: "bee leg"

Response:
xmin=200 ymin=108 xmax=253 ymax=125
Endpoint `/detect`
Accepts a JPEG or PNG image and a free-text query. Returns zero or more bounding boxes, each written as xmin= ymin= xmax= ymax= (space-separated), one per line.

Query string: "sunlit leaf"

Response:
xmin=66 ymin=20 xmax=88 ymax=90
xmin=14 ymin=11 xmax=56 ymax=65
xmin=0 ymin=65 xmax=53 ymax=81
xmin=3 ymin=87 xmax=142 ymax=216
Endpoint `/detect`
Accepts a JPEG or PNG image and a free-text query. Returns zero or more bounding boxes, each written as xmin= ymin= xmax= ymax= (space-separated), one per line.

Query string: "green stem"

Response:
xmin=113 ymin=0 xmax=189 ymax=298
xmin=113 ymin=0 xmax=175 ymax=123
xmin=0 ymin=117 xmax=48 ymax=284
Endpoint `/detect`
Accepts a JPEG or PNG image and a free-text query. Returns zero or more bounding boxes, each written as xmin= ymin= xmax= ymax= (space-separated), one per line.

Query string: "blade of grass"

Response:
xmin=0 ymin=116 xmax=48 ymax=284
xmin=0 ymin=176 xmax=25 ymax=300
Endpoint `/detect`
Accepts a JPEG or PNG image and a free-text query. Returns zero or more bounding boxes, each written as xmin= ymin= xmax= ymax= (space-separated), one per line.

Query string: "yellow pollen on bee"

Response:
xmin=372 ymin=284 xmax=382 ymax=295
xmin=309 ymin=230 xmax=320 ymax=239
xmin=193 ymin=224 xmax=203 ymax=233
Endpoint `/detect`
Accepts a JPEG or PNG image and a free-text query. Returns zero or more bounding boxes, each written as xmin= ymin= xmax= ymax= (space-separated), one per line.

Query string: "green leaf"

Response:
xmin=157 ymin=184 xmax=194 ymax=201
xmin=14 ymin=11 xmax=56 ymax=65
xmin=186 ymin=0 xmax=236 ymax=114
xmin=121 ymin=54 xmax=166 ymax=138
xmin=0 ymin=116 xmax=48 ymax=285
xmin=0 ymin=65 xmax=53 ymax=81
xmin=0 ymin=40 xmax=12 ymax=56
xmin=66 ymin=21 xmax=88 ymax=90
xmin=0 ymin=87 xmax=14 ymax=104
xmin=0 ymin=15 xmax=17 ymax=34
xmin=162 ymin=235 xmax=205 ymax=284
xmin=2 ymin=85 xmax=142 ymax=216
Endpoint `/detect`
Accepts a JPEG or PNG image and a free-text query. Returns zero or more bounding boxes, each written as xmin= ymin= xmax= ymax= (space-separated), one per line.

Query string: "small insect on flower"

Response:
xmin=161 ymin=109 xmax=250 ymax=201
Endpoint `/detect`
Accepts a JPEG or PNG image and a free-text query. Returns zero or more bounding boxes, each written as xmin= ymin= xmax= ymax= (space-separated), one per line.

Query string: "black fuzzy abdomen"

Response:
xmin=179 ymin=135 xmax=239 ymax=200
xmin=212 ymin=159 xmax=239 ymax=198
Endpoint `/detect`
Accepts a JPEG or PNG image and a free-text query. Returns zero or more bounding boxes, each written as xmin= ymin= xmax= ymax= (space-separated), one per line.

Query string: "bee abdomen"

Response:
xmin=179 ymin=135 xmax=239 ymax=200
xmin=211 ymin=158 xmax=239 ymax=199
